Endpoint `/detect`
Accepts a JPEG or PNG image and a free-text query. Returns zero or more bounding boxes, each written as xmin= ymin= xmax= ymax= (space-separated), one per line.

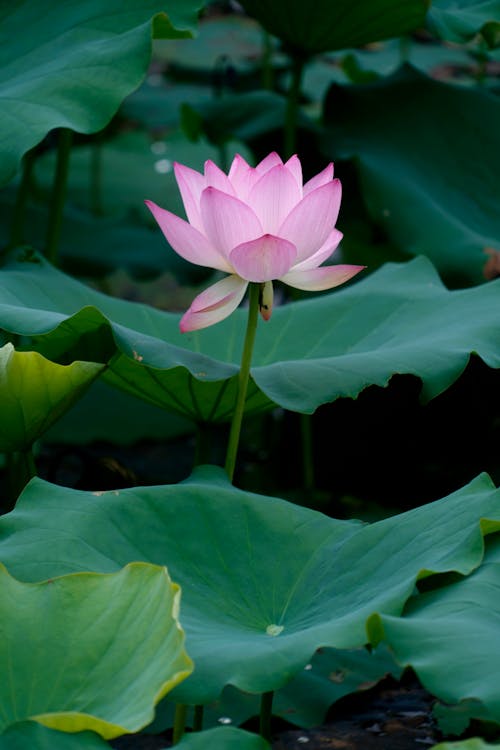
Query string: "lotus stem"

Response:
xmin=261 ymin=30 xmax=273 ymax=90
xmin=259 ymin=690 xmax=274 ymax=741
xmin=45 ymin=127 xmax=73 ymax=266
xmin=172 ymin=703 xmax=188 ymax=744
xmin=8 ymin=148 xmax=37 ymax=250
xmin=284 ymin=53 xmax=305 ymax=159
xmin=90 ymin=136 xmax=104 ymax=216
xmin=193 ymin=704 xmax=204 ymax=731
xmin=194 ymin=423 xmax=212 ymax=466
xmin=300 ymin=413 xmax=315 ymax=491
xmin=6 ymin=448 xmax=37 ymax=510
xmin=224 ymin=282 xmax=260 ymax=482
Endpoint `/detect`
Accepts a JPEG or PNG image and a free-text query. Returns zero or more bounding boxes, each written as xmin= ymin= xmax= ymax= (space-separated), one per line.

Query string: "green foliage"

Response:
xmin=175 ymin=727 xmax=271 ymax=749
xmin=1 ymin=468 xmax=499 ymax=706
xmin=0 ymin=0 xmax=200 ymax=186
xmin=1 ymin=1 xmax=500 ymax=745
xmin=428 ymin=0 xmax=500 ymax=48
xmin=2 ymin=254 xmax=500 ymax=420
xmin=0 ymin=563 xmax=192 ymax=738
xmin=323 ymin=65 xmax=500 ymax=286
xmin=238 ymin=0 xmax=428 ymax=55
xmin=369 ymin=537 xmax=500 ymax=729
xmin=152 ymin=645 xmax=402 ymax=731
xmin=432 ymin=740 xmax=500 ymax=750
xmin=0 ymin=723 xmax=109 ymax=750
xmin=0 ymin=343 xmax=103 ymax=451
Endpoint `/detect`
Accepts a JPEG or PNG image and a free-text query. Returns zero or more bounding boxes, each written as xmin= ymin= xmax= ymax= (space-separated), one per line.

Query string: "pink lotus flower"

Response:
xmin=146 ymin=152 xmax=364 ymax=332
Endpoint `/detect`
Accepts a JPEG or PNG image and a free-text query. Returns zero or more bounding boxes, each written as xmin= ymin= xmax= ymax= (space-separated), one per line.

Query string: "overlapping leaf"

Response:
xmin=369 ymin=537 xmax=500 ymax=730
xmin=2 ymin=253 xmax=500 ymax=420
xmin=428 ymin=0 xmax=500 ymax=48
xmin=323 ymin=65 xmax=500 ymax=285
xmin=0 ymin=343 xmax=103 ymax=451
xmin=0 ymin=0 xmax=200 ymax=185
xmin=0 ymin=563 xmax=192 ymax=739
xmin=1 ymin=468 xmax=499 ymax=705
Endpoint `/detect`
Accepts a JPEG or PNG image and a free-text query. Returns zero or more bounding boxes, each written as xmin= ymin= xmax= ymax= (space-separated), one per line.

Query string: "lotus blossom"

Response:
xmin=146 ymin=152 xmax=364 ymax=332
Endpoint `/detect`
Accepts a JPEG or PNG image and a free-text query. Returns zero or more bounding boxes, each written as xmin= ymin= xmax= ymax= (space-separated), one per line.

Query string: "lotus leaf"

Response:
xmin=2 ymin=254 xmax=500 ymax=419
xmin=0 ymin=563 xmax=192 ymax=738
xmin=0 ymin=468 xmax=499 ymax=705
xmin=0 ymin=0 xmax=200 ymax=185
xmin=323 ymin=66 xmax=500 ymax=285
xmin=368 ymin=537 xmax=500 ymax=729
xmin=0 ymin=343 xmax=103 ymax=451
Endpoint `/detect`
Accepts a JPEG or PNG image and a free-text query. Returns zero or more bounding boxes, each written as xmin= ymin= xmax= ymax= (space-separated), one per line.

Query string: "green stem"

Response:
xmin=261 ymin=30 xmax=273 ymax=90
xmin=399 ymin=35 xmax=410 ymax=65
xmin=259 ymin=691 xmax=274 ymax=741
xmin=193 ymin=704 xmax=204 ymax=732
xmin=172 ymin=703 xmax=188 ymax=745
xmin=300 ymin=413 xmax=314 ymax=491
xmin=45 ymin=127 xmax=73 ymax=265
xmin=90 ymin=137 xmax=103 ymax=216
xmin=284 ymin=54 xmax=305 ymax=160
xmin=224 ymin=283 xmax=260 ymax=482
xmin=194 ymin=423 xmax=211 ymax=466
xmin=8 ymin=149 xmax=37 ymax=249
xmin=5 ymin=448 xmax=37 ymax=511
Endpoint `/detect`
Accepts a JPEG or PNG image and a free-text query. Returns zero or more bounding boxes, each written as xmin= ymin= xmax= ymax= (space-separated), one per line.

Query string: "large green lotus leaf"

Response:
xmin=238 ymin=0 xmax=428 ymax=55
xmin=368 ymin=537 xmax=500 ymax=731
xmin=1 ymin=468 xmax=499 ymax=705
xmin=428 ymin=0 xmax=500 ymax=48
xmin=176 ymin=727 xmax=270 ymax=750
xmin=323 ymin=65 xmax=500 ymax=286
xmin=0 ymin=563 xmax=192 ymax=739
xmin=0 ymin=343 xmax=103 ymax=451
xmin=0 ymin=0 xmax=200 ymax=186
xmin=0 ymin=722 xmax=109 ymax=749
xmin=2 ymin=253 xmax=500 ymax=419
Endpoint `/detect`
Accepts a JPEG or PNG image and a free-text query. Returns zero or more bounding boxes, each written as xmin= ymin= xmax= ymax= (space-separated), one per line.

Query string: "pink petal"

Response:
xmin=303 ymin=163 xmax=334 ymax=196
xmin=255 ymin=152 xmax=283 ymax=174
xmin=248 ymin=164 xmax=302 ymax=234
xmin=145 ymin=200 xmax=231 ymax=272
xmin=278 ymin=180 xmax=342 ymax=264
xmin=280 ymin=264 xmax=365 ymax=291
xmin=204 ymin=160 xmax=235 ymax=196
xmin=284 ymin=155 xmax=303 ymax=192
xmin=180 ymin=275 xmax=248 ymax=332
xmin=173 ymin=163 xmax=206 ymax=230
xmin=230 ymin=234 xmax=297 ymax=282
xmin=228 ymin=154 xmax=256 ymax=200
xmin=200 ymin=187 xmax=263 ymax=260
xmin=290 ymin=229 xmax=343 ymax=272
